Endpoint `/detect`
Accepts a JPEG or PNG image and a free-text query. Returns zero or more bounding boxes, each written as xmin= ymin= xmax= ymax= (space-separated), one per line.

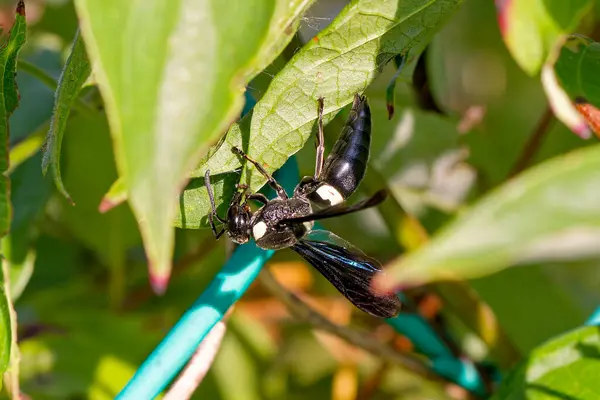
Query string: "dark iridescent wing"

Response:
xmin=291 ymin=230 xmax=401 ymax=318
xmin=279 ymin=190 xmax=387 ymax=225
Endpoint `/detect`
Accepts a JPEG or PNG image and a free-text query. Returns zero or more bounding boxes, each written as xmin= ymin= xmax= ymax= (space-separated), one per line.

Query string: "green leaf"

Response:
xmin=554 ymin=34 xmax=600 ymax=107
xmin=0 ymin=0 xmax=27 ymax=237
xmin=177 ymin=0 xmax=466 ymax=228
xmin=497 ymin=0 xmax=593 ymax=75
xmin=378 ymin=143 xmax=600 ymax=290
xmin=74 ymin=0 xmax=314 ymax=290
xmin=41 ymin=29 xmax=92 ymax=205
xmin=493 ymin=326 xmax=600 ymax=400
xmin=98 ymin=0 xmax=317 ymax=214
xmin=245 ymin=0 xmax=318 ymax=81
xmin=0 ymin=0 xmax=28 ymax=384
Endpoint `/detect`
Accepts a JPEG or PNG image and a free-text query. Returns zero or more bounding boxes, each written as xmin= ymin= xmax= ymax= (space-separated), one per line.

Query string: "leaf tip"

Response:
xmin=16 ymin=0 xmax=25 ymax=16
xmin=98 ymin=197 xmax=117 ymax=213
xmin=372 ymin=272 xmax=402 ymax=295
xmin=572 ymin=123 xmax=593 ymax=139
xmin=59 ymin=190 xmax=75 ymax=206
xmin=386 ymin=103 xmax=394 ymax=120
xmin=373 ymin=265 xmax=423 ymax=294
xmin=494 ymin=0 xmax=511 ymax=36
xmin=150 ymin=272 xmax=170 ymax=295
xmin=40 ymin=152 xmax=50 ymax=176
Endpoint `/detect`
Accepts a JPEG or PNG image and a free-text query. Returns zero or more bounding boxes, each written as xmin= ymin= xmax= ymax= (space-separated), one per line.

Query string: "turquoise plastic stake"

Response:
xmin=387 ymin=309 xmax=486 ymax=395
xmin=117 ymin=245 xmax=274 ymax=399
xmin=116 ymin=159 xmax=299 ymax=399
xmin=585 ymin=306 xmax=600 ymax=325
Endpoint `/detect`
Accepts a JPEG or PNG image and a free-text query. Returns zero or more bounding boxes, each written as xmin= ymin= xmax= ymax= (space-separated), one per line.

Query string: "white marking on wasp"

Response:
xmin=303 ymin=221 xmax=314 ymax=233
xmin=252 ymin=221 xmax=268 ymax=240
xmin=316 ymin=185 xmax=344 ymax=206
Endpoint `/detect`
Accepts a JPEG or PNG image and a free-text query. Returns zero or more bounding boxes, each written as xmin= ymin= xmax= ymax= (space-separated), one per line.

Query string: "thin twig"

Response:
xmin=163 ymin=321 xmax=227 ymax=400
xmin=508 ymin=107 xmax=555 ymax=178
xmin=18 ymin=60 xmax=57 ymax=90
xmin=2 ymin=259 xmax=21 ymax=398
xmin=18 ymin=59 xmax=96 ymax=117
xmin=258 ymin=268 xmax=449 ymax=385
xmin=356 ymin=361 xmax=390 ymax=400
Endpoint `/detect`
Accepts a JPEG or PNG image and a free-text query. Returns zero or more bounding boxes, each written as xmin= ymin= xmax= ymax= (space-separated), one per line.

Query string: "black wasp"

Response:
xmin=205 ymin=94 xmax=401 ymax=318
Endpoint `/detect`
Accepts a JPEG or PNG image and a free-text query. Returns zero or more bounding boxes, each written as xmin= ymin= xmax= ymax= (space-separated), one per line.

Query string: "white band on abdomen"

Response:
xmin=315 ymin=184 xmax=344 ymax=206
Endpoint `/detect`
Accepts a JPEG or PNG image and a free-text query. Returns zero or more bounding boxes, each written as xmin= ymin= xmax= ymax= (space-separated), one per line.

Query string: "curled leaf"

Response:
xmin=41 ymin=29 xmax=92 ymax=205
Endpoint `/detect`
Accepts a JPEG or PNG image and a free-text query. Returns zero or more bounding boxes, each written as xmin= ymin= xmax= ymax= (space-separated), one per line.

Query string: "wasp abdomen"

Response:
xmin=319 ymin=94 xmax=371 ymax=199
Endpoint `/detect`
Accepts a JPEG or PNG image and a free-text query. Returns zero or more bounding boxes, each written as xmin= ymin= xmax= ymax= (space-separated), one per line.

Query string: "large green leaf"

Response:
xmin=493 ymin=326 xmax=600 ymax=400
xmin=98 ymin=0 xmax=317 ymax=214
xmin=496 ymin=0 xmax=594 ymax=75
xmin=0 ymin=2 xmax=28 ymax=394
xmin=0 ymin=0 xmax=27 ymax=237
xmin=378 ymin=143 xmax=600 ymax=289
xmin=177 ymin=0 xmax=465 ymax=228
xmin=41 ymin=29 xmax=92 ymax=205
xmin=74 ymin=0 xmax=315 ymax=290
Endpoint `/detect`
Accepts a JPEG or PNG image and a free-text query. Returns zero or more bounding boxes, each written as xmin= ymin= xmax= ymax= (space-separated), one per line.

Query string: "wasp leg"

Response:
xmin=231 ymin=147 xmax=288 ymax=199
xmin=316 ymin=94 xmax=371 ymax=199
xmin=214 ymin=227 xmax=226 ymax=240
xmin=314 ymin=97 xmax=325 ymax=178
xmin=246 ymin=193 xmax=269 ymax=205
xmin=204 ymin=170 xmax=227 ymax=237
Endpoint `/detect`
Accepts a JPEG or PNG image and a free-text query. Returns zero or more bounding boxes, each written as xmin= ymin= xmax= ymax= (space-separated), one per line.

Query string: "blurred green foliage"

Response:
xmin=0 ymin=0 xmax=598 ymax=399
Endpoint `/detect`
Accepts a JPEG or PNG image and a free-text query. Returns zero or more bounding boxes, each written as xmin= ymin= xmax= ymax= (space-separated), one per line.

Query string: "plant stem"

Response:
xmin=18 ymin=59 xmax=57 ymax=90
xmin=508 ymin=107 xmax=555 ymax=178
xmin=259 ymin=268 xmax=450 ymax=386
xmin=163 ymin=320 xmax=227 ymax=400
xmin=18 ymin=59 xmax=96 ymax=117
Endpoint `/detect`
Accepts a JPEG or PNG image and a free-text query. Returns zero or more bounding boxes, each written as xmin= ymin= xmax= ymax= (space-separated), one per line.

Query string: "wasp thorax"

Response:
xmin=250 ymin=198 xmax=312 ymax=250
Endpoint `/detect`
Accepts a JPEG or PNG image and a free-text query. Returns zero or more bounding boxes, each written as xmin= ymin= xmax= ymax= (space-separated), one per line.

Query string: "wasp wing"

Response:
xmin=291 ymin=230 xmax=400 ymax=318
xmin=279 ymin=189 xmax=387 ymax=225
